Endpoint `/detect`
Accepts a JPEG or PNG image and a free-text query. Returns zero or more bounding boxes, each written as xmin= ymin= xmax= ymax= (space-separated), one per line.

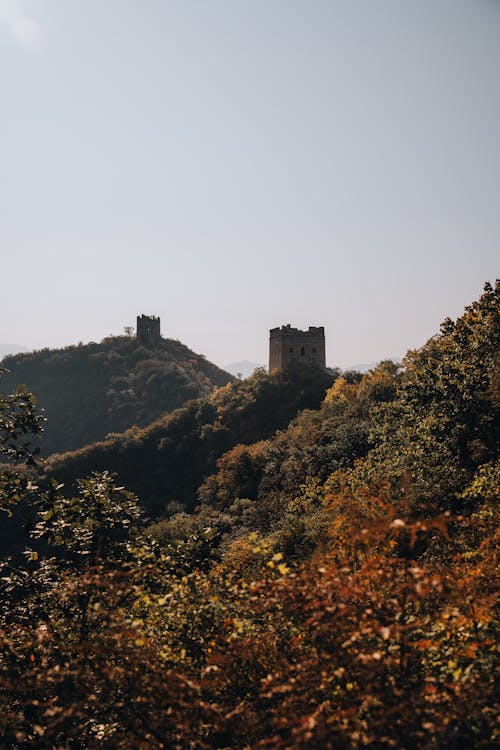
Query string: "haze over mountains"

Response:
xmin=224 ymin=358 xmax=403 ymax=378
xmin=0 ymin=343 xmax=28 ymax=358
xmin=224 ymin=361 xmax=265 ymax=378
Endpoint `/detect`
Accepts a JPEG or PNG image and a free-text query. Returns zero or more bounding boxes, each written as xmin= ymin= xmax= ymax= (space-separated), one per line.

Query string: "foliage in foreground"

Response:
xmin=1 ymin=481 xmax=497 ymax=748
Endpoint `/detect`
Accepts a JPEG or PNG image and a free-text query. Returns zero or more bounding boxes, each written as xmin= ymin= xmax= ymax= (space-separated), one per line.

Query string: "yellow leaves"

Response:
xmin=323 ymin=376 xmax=358 ymax=406
xmin=460 ymin=461 xmax=500 ymax=502
xmin=229 ymin=619 xmax=245 ymax=636
xmin=266 ymin=552 xmax=289 ymax=575
xmin=248 ymin=531 xmax=275 ymax=557
xmin=445 ymin=660 xmax=464 ymax=681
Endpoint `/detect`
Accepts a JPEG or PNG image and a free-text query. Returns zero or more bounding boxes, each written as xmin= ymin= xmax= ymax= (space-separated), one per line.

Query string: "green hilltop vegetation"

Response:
xmin=0 ymin=335 xmax=233 ymax=456
xmin=45 ymin=365 xmax=334 ymax=518
xmin=0 ymin=282 xmax=498 ymax=748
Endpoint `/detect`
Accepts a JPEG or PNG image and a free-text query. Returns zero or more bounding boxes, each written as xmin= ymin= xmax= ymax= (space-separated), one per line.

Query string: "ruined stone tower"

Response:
xmin=269 ymin=325 xmax=326 ymax=372
xmin=136 ymin=315 xmax=161 ymax=344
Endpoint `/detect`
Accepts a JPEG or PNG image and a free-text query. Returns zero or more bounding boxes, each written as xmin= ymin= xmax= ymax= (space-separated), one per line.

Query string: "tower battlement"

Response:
xmin=269 ymin=324 xmax=325 ymax=372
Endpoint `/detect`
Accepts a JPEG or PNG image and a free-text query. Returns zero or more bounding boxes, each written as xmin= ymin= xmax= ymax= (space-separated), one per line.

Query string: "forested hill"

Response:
xmin=45 ymin=366 xmax=335 ymax=518
xmin=1 ymin=284 xmax=498 ymax=746
xmin=0 ymin=336 xmax=233 ymax=455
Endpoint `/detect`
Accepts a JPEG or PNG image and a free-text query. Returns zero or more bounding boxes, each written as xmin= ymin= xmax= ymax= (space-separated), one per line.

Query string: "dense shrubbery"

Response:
xmin=45 ymin=366 xmax=334 ymax=517
xmin=0 ymin=336 xmax=233 ymax=455
xmin=0 ymin=282 xmax=498 ymax=748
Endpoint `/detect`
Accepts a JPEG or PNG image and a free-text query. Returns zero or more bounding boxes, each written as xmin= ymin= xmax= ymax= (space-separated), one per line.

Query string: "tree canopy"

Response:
xmin=0 ymin=282 xmax=498 ymax=748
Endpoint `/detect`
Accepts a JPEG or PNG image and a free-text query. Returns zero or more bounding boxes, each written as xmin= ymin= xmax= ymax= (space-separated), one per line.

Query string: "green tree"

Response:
xmin=31 ymin=471 xmax=143 ymax=564
xmin=0 ymin=369 xmax=43 ymax=465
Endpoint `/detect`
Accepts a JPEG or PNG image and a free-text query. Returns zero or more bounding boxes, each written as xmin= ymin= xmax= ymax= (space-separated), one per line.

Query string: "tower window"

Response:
xmin=301 ymin=346 xmax=305 ymax=356
xmin=289 ymin=347 xmax=294 ymax=353
xmin=312 ymin=347 xmax=317 ymax=353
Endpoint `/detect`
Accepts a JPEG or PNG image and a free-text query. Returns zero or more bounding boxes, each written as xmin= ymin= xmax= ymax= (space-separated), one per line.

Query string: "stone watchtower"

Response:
xmin=269 ymin=324 xmax=326 ymax=372
xmin=136 ymin=314 xmax=161 ymax=344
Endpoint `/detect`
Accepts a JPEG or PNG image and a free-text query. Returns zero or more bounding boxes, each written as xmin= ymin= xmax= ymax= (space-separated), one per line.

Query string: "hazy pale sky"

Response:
xmin=1 ymin=0 xmax=498 ymax=368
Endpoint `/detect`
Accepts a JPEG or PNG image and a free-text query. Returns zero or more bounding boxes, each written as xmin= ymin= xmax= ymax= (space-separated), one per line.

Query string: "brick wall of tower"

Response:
xmin=269 ymin=325 xmax=325 ymax=372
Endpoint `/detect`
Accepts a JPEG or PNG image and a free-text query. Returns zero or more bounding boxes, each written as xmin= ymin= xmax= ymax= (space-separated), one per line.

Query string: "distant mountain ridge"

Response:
xmin=0 ymin=343 xmax=28 ymax=359
xmin=342 ymin=358 xmax=402 ymax=373
xmin=224 ymin=361 xmax=265 ymax=378
xmin=224 ymin=358 xmax=402 ymax=378
xmin=1 ymin=336 xmax=233 ymax=456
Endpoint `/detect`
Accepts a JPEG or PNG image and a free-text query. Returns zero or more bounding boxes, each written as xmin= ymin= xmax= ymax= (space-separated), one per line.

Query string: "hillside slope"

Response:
xmin=45 ymin=367 xmax=335 ymax=517
xmin=1 ymin=336 xmax=233 ymax=455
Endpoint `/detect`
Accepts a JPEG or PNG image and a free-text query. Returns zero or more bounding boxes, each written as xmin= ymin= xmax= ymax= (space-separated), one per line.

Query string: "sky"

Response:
xmin=1 ymin=0 xmax=498 ymax=369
